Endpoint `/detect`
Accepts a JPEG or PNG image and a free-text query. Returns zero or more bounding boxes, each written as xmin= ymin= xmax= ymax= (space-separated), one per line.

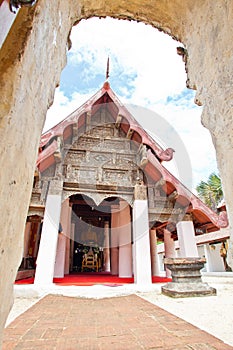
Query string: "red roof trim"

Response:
xmin=146 ymin=150 xmax=228 ymax=228
xmin=36 ymin=140 xmax=58 ymax=168
xmin=40 ymin=84 xmax=169 ymax=162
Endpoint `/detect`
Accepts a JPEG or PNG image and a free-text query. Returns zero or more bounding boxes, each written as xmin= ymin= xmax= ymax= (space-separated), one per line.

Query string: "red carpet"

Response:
xmin=15 ymin=273 xmax=171 ymax=286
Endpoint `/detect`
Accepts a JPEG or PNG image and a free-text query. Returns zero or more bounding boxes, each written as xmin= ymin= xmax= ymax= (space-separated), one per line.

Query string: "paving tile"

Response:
xmin=3 ymin=294 xmax=233 ymax=350
xmin=185 ymin=344 xmax=221 ymax=349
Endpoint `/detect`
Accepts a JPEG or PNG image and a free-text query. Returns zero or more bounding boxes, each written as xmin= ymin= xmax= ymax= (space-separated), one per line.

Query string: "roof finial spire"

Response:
xmin=106 ymin=56 xmax=110 ymax=80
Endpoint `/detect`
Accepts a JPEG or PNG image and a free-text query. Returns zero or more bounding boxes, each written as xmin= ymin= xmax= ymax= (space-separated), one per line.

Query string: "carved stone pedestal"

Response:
xmin=161 ymin=258 xmax=216 ymax=298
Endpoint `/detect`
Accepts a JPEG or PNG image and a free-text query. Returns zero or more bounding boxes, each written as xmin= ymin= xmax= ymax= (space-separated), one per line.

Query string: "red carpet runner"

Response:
xmin=15 ymin=273 xmax=171 ymax=286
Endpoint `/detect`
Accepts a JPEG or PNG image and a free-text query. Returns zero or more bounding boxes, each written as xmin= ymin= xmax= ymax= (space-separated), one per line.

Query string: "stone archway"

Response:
xmin=0 ymin=0 xmax=233 ymax=344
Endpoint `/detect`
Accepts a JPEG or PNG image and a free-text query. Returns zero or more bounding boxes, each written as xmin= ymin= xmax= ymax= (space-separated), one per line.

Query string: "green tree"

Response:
xmin=196 ymin=173 xmax=223 ymax=211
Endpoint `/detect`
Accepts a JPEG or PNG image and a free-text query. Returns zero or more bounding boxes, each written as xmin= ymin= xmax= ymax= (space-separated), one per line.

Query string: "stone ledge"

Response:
xmin=164 ymin=257 xmax=206 ymax=265
xmin=162 ymin=282 xmax=216 ymax=298
xmin=202 ymin=272 xmax=233 ymax=284
xmin=162 ymin=257 xmax=217 ymax=297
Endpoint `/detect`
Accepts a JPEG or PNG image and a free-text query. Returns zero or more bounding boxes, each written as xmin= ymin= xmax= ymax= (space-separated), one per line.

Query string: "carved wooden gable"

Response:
xmin=63 ymin=122 xmax=140 ymax=190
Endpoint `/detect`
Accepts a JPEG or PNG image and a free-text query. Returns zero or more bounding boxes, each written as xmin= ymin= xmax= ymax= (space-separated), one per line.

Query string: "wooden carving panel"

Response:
xmin=61 ymin=124 xmax=139 ymax=189
xmin=78 ymin=169 xmax=97 ymax=183
xmin=89 ymin=125 xmax=114 ymax=138
xmin=65 ymin=150 xmax=86 ymax=164
xmin=103 ymin=139 xmax=130 ymax=151
xmin=104 ymin=169 xmax=129 ymax=183
xmin=89 ymin=153 xmax=110 ymax=165
xmin=73 ymin=137 xmax=101 ymax=150
xmin=116 ymin=154 xmax=137 ymax=169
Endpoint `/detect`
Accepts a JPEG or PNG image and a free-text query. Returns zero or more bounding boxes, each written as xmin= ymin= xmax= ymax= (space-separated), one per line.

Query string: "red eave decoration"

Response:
xmin=145 ymin=150 xmax=228 ymax=229
xmin=36 ymin=140 xmax=58 ymax=170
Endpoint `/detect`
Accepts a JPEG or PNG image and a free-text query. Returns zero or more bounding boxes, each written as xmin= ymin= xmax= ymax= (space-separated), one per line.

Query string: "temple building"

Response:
xmin=17 ymin=79 xmax=229 ymax=285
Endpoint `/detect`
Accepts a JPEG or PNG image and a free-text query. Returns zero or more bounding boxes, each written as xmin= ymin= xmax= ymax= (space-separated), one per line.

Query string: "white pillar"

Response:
xmin=133 ymin=182 xmax=152 ymax=285
xmin=164 ymin=229 xmax=176 ymax=277
xmin=54 ymin=199 xmax=71 ymax=278
xmin=118 ymin=201 xmax=132 ymax=278
xmin=177 ymin=221 xmax=198 ymax=257
xmin=150 ymin=228 xmax=160 ymax=276
xmin=111 ymin=205 xmax=119 ymax=275
xmin=204 ymin=243 xmax=225 ymax=272
xmin=34 ymin=181 xmax=62 ymax=285
xmin=204 ymin=244 xmax=211 ymax=272
xmin=103 ymin=221 xmax=110 ymax=272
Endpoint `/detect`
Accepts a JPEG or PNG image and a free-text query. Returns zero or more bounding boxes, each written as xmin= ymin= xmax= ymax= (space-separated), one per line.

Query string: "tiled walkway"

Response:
xmin=3 ymin=294 xmax=232 ymax=350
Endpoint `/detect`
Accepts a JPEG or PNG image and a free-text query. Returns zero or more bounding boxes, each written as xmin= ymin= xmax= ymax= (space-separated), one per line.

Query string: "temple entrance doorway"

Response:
xmin=69 ymin=194 xmax=132 ymax=277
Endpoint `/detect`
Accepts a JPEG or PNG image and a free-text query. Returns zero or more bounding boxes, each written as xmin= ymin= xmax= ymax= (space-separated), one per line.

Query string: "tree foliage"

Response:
xmin=196 ymin=173 xmax=223 ymax=211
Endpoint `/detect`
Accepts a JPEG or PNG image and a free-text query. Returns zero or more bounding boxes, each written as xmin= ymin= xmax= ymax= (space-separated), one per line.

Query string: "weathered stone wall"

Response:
xmin=0 ymin=0 xmax=233 ymax=345
xmin=0 ymin=0 xmax=79 ymax=342
xmin=183 ymin=1 xmax=233 ymax=267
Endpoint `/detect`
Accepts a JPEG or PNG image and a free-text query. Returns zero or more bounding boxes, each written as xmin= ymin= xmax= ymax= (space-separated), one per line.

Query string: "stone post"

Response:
xmin=103 ymin=220 xmax=110 ymax=272
xmin=133 ymin=181 xmax=152 ymax=285
xmin=118 ymin=201 xmax=132 ymax=278
xmin=162 ymin=257 xmax=216 ymax=297
xmin=34 ymin=180 xmax=63 ymax=285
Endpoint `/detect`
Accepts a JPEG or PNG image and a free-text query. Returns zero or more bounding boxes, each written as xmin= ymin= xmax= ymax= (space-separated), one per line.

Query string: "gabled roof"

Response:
xmin=37 ymin=81 xmax=228 ymax=231
xmin=40 ymin=81 xmax=174 ymax=161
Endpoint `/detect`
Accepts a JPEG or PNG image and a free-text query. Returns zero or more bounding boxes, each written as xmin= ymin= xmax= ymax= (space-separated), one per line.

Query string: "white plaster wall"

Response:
xmin=205 ymin=244 xmax=225 ymax=273
xmin=197 ymin=245 xmax=207 ymax=272
xmin=158 ymin=252 xmax=166 ymax=275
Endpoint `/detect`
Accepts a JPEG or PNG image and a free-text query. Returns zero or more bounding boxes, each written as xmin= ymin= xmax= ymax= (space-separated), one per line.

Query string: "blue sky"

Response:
xmin=45 ymin=17 xmax=218 ymax=191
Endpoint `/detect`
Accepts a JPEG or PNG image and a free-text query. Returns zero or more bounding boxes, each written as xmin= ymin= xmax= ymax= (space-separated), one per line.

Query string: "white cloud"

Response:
xmin=44 ymin=88 xmax=96 ymax=131
xmin=144 ymin=102 xmax=218 ymax=189
xmin=44 ymin=17 xmax=218 ymax=191
xmin=69 ymin=17 xmax=186 ymax=101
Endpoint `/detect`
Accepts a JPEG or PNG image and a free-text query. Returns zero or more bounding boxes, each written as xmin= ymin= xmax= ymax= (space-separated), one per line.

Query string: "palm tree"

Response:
xmin=196 ymin=173 xmax=223 ymax=211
